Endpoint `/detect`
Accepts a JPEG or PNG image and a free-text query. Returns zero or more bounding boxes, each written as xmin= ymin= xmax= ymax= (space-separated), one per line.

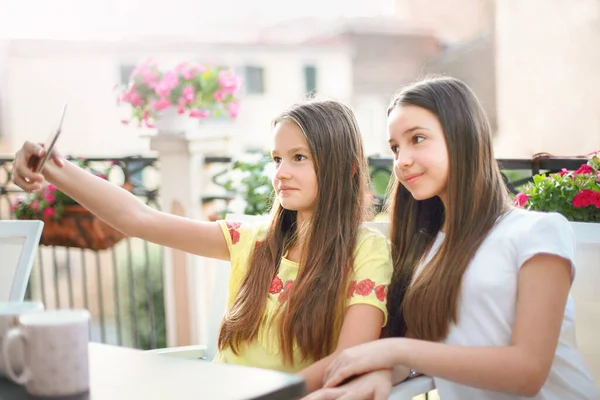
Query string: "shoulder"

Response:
xmin=498 ymin=208 xmax=573 ymax=238
xmin=217 ymin=219 xmax=269 ymax=249
xmin=351 ymin=223 xmax=393 ymax=274
xmin=499 ymin=208 xmax=576 ymax=270
xmin=356 ymin=222 xmax=390 ymax=249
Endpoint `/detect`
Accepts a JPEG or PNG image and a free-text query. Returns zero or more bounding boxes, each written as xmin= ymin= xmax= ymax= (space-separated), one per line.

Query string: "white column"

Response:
xmin=148 ymin=131 xmax=228 ymax=347
xmin=494 ymin=1 xmax=600 ymax=158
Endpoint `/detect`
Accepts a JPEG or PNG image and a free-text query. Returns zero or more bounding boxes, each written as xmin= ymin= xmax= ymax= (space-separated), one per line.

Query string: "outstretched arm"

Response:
xmin=12 ymin=141 xmax=229 ymax=260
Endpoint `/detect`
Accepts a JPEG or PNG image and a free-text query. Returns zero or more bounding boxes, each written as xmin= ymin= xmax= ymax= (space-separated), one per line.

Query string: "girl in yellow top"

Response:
xmin=11 ymin=99 xmax=392 ymax=393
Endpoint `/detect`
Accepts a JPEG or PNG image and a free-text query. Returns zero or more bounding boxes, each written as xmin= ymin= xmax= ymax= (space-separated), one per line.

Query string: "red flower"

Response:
xmin=375 ymin=285 xmax=387 ymax=302
xmin=229 ymin=229 xmax=240 ymax=244
xmin=347 ymin=280 xmax=357 ymax=298
xmin=225 ymin=221 xmax=242 ymax=244
xmin=269 ymin=276 xmax=283 ymax=294
xmin=573 ymin=189 xmax=599 ymax=208
xmin=279 ymin=281 xmax=293 ymax=302
xmin=574 ymin=164 xmax=594 ymax=175
xmin=355 ymin=279 xmax=375 ymax=296
xmin=225 ymin=221 xmax=242 ymax=230
xmin=593 ymin=192 xmax=600 ymax=209
xmin=513 ymin=192 xmax=530 ymax=207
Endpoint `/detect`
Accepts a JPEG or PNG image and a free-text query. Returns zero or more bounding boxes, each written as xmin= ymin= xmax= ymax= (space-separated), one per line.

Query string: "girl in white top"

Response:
xmin=305 ymin=76 xmax=599 ymax=400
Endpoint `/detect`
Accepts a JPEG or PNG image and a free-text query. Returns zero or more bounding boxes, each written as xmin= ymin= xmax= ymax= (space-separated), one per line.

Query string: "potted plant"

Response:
xmin=117 ymin=59 xmax=242 ymax=132
xmin=12 ymin=158 xmax=131 ymax=251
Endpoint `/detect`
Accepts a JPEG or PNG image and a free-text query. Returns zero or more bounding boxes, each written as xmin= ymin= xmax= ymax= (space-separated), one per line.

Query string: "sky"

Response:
xmin=0 ymin=0 xmax=396 ymax=40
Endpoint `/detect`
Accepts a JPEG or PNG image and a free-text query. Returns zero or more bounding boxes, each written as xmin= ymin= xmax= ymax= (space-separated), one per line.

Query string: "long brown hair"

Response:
xmin=386 ymin=76 xmax=511 ymax=341
xmin=218 ymin=99 xmax=370 ymax=364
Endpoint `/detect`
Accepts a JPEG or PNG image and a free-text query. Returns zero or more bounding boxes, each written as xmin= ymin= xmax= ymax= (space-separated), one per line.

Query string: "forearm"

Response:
xmin=388 ymin=338 xmax=545 ymax=396
xmin=298 ymin=353 xmax=336 ymax=393
xmin=45 ymin=160 xmax=148 ymax=236
xmin=391 ymin=364 xmax=411 ymax=385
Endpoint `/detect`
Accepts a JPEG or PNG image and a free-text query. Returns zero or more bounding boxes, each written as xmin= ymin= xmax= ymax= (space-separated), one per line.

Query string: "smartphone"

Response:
xmin=34 ymin=103 xmax=67 ymax=173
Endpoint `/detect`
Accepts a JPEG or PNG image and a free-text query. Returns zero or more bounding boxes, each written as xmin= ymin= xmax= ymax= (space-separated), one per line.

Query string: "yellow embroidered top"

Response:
xmin=213 ymin=220 xmax=393 ymax=373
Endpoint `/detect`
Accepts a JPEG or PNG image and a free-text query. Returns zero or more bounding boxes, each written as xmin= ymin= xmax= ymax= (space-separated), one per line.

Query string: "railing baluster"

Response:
xmin=52 ymin=246 xmax=60 ymax=309
xmin=66 ymin=248 xmax=74 ymax=308
xmin=95 ymin=252 xmax=106 ymax=343
xmin=126 ymin=238 xmax=139 ymax=348
xmin=111 ymin=247 xmax=123 ymax=346
xmin=81 ymin=250 xmax=89 ymax=310
xmin=143 ymin=241 xmax=156 ymax=349
xmin=37 ymin=248 xmax=47 ymax=306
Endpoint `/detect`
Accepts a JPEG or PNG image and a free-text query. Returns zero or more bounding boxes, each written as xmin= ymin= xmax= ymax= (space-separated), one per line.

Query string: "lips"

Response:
xmin=402 ymin=173 xmax=423 ymax=184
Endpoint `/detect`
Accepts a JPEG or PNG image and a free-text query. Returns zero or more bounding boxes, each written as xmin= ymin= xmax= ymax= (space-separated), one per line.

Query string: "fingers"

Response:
xmin=324 ymin=366 xmax=356 ymax=389
xmin=12 ymin=141 xmax=46 ymax=192
xmin=51 ymin=149 xmax=65 ymax=167
xmin=301 ymin=388 xmax=343 ymax=400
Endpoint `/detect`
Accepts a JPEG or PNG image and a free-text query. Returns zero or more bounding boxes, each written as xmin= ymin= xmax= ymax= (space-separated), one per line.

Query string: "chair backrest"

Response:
xmin=0 ymin=220 xmax=44 ymax=302
xmin=204 ymin=215 xmax=391 ymax=359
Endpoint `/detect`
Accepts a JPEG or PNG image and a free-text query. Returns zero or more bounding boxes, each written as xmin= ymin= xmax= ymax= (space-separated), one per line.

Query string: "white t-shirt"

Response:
xmin=420 ymin=208 xmax=598 ymax=399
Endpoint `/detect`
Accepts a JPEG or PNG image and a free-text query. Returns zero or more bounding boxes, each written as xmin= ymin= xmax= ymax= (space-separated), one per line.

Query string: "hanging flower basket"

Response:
xmin=12 ymin=158 xmax=133 ymax=251
xmin=38 ymin=204 xmax=127 ymax=251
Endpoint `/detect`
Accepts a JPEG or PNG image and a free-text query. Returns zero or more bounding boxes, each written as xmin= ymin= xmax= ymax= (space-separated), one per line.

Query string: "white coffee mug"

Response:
xmin=2 ymin=309 xmax=91 ymax=397
xmin=0 ymin=301 xmax=44 ymax=377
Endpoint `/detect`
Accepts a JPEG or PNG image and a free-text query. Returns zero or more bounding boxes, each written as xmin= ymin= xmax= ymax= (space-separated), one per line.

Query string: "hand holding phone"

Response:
xmin=31 ymin=104 xmax=67 ymax=173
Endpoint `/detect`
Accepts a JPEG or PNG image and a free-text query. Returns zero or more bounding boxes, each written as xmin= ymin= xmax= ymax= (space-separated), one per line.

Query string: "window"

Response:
xmin=304 ymin=65 xmax=318 ymax=96
xmin=119 ymin=64 xmax=136 ymax=85
xmin=243 ymin=66 xmax=265 ymax=94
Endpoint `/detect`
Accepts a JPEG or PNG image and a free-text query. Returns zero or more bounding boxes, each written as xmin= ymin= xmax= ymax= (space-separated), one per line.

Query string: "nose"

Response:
xmin=275 ymin=161 xmax=292 ymax=181
xmin=395 ymin=148 xmax=414 ymax=170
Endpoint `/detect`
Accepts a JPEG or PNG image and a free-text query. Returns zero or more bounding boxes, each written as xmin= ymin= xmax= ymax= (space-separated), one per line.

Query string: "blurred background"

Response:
xmin=0 ymin=2 xmax=599 ymax=390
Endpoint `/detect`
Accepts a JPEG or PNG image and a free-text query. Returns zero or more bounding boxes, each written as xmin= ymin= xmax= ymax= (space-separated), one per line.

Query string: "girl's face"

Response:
xmin=387 ymin=105 xmax=450 ymax=205
xmin=271 ymin=121 xmax=318 ymax=217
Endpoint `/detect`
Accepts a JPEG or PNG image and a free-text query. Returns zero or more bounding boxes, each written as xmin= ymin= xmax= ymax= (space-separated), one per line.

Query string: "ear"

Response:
xmin=351 ymin=161 xmax=358 ymax=176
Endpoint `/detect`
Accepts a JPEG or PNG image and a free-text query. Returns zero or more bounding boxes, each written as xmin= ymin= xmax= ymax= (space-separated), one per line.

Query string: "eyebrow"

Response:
xmin=387 ymin=126 xmax=429 ymax=143
xmin=272 ymin=146 xmax=311 ymax=155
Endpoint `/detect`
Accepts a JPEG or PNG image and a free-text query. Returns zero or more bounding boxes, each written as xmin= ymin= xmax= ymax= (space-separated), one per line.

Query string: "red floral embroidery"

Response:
xmin=225 ymin=221 xmax=242 ymax=244
xmin=355 ymin=279 xmax=375 ymax=296
xmin=347 ymin=280 xmax=357 ymax=298
xmin=279 ymin=281 xmax=293 ymax=303
xmin=375 ymin=285 xmax=387 ymax=302
xmin=269 ymin=276 xmax=283 ymax=294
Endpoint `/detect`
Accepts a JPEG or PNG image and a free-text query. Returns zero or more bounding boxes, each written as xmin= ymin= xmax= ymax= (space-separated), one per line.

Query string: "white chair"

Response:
xmin=149 ymin=216 xmax=436 ymax=399
xmin=0 ymin=220 xmax=44 ymax=302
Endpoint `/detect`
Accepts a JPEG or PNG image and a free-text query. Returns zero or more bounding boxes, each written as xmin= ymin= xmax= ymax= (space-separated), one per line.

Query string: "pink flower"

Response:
xmin=120 ymin=119 xmax=129 ymax=125
xmin=46 ymin=185 xmax=57 ymax=193
xmin=227 ymin=101 xmax=240 ymax=118
xmin=213 ymin=89 xmax=227 ymax=102
xmin=155 ymin=71 xmax=179 ymax=98
xmin=513 ymin=192 xmax=530 ymax=207
xmin=587 ymin=149 xmax=600 ymax=157
xmin=151 ymin=97 xmax=172 ymax=111
xmin=557 ymin=168 xmax=570 ymax=177
xmin=218 ymin=70 xmax=241 ymax=94
xmin=177 ymin=98 xmax=186 ymax=115
xmin=189 ymin=63 xmax=206 ymax=75
xmin=175 ymin=63 xmax=196 ymax=80
xmin=182 ymin=86 xmax=195 ymax=104
xmin=121 ymin=86 xmax=144 ymax=107
xmin=43 ymin=207 xmax=55 ymax=219
xmin=189 ymin=109 xmax=210 ymax=119
xmin=30 ymin=201 xmax=40 ymax=211
xmin=574 ymin=164 xmax=594 ymax=175
xmin=43 ymin=192 xmax=55 ymax=204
